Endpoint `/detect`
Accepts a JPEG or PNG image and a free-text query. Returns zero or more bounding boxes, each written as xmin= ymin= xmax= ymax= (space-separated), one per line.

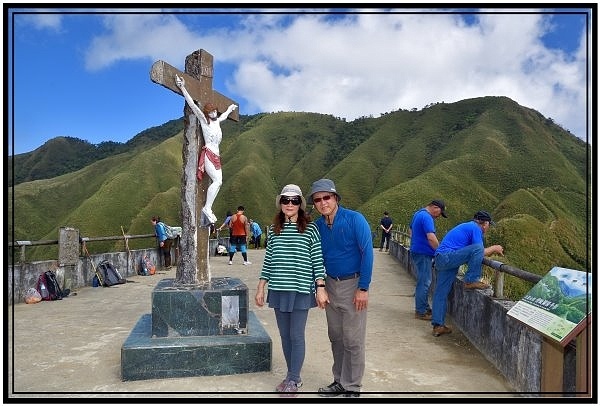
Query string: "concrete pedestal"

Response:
xmin=121 ymin=277 xmax=272 ymax=381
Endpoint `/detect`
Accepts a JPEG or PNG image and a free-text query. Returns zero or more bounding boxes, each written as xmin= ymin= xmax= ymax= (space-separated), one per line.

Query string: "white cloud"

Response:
xmin=24 ymin=12 xmax=63 ymax=31
xmin=85 ymin=11 xmax=589 ymax=139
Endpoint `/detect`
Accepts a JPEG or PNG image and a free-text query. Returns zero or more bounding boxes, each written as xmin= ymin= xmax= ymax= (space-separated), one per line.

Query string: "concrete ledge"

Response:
xmin=121 ymin=311 xmax=271 ymax=381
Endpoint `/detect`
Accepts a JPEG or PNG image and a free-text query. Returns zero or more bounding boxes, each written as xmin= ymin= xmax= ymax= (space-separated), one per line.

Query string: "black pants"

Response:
xmin=161 ymin=239 xmax=173 ymax=267
xmin=380 ymin=232 xmax=391 ymax=250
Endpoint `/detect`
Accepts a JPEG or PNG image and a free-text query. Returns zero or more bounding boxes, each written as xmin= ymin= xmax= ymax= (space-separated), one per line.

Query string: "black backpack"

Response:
xmin=36 ymin=270 xmax=64 ymax=300
xmin=97 ymin=260 xmax=126 ymax=287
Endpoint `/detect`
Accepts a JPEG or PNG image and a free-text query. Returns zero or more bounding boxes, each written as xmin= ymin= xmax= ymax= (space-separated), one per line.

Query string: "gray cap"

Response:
xmin=276 ymin=184 xmax=306 ymax=211
xmin=308 ymin=178 xmax=341 ymax=204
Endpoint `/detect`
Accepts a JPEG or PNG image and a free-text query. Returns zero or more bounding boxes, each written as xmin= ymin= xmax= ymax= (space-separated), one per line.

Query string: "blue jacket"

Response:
xmin=436 ymin=221 xmax=484 ymax=254
xmin=155 ymin=222 xmax=168 ymax=243
xmin=251 ymin=222 xmax=262 ymax=237
xmin=409 ymin=208 xmax=437 ymax=256
xmin=314 ymin=206 xmax=374 ymax=290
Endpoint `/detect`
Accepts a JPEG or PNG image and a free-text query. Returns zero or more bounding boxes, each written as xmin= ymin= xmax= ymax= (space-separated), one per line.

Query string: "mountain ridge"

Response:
xmin=8 ymin=96 xmax=590 ymax=300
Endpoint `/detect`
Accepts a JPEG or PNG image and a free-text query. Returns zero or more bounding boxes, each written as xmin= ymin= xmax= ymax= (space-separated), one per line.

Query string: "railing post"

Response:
xmin=493 ymin=269 xmax=504 ymax=299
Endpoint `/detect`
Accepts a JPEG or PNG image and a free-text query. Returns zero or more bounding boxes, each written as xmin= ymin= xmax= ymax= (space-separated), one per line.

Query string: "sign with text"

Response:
xmin=507 ymin=266 xmax=591 ymax=346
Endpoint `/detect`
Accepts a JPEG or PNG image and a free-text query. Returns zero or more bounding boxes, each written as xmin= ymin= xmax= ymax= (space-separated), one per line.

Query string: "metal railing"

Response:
xmin=8 ymin=233 xmax=157 ymax=264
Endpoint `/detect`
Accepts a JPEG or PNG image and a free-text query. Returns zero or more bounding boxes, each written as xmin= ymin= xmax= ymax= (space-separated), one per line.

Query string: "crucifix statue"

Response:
xmin=150 ymin=49 xmax=239 ymax=285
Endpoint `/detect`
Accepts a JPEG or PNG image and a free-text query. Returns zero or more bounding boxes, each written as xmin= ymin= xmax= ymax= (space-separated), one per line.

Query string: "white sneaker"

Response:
xmin=228 ymin=261 xmax=233 ymax=265
xmin=243 ymin=261 xmax=252 ymax=265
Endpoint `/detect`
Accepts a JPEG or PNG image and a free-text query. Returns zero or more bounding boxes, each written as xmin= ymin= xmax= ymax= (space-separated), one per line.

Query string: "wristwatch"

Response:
xmin=316 ymin=284 xmax=326 ymax=288
xmin=359 ymin=288 xmax=368 ymax=292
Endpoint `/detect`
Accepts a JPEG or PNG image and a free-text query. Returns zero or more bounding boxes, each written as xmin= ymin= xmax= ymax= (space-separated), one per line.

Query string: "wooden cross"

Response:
xmin=150 ymin=50 xmax=239 ymax=121
xmin=150 ymin=49 xmax=239 ymax=285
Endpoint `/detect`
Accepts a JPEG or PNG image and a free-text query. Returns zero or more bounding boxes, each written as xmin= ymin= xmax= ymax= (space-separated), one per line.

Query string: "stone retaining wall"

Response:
xmin=388 ymin=240 xmax=576 ymax=394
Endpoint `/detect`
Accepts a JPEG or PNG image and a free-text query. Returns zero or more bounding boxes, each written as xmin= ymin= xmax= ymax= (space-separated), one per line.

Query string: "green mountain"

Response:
xmin=8 ymin=96 xmax=590 ymax=300
xmin=7 ymin=118 xmax=184 ymax=187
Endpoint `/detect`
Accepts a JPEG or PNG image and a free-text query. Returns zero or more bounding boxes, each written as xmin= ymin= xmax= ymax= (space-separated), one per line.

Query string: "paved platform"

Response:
xmin=7 ymin=248 xmax=517 ymax=400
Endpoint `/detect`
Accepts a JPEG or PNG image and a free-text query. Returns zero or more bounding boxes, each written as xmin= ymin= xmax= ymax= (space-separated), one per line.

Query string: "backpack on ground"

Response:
xmin=159 ymin=222 xmax=182 ymax=239
xmin=139 ymin=255 xmax=156 ymax=276
xmin=216 ymin=244 xmax=228 ymax=256
xmin=97 ymin=260 xmax=126 ymax=287
xmin=36 ymin=270 xmax=64 ymax=300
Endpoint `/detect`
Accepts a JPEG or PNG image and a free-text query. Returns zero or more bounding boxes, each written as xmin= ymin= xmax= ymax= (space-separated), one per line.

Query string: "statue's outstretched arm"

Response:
xmin=175 ymin=74 xmax=205 ymax=122
xmin=218 ymin=104 xmax=238 ymax=122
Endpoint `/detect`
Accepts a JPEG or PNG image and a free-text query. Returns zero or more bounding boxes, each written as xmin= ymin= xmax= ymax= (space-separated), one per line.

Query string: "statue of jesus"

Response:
xmin=175 ymin=74 xmax=238 ymax=224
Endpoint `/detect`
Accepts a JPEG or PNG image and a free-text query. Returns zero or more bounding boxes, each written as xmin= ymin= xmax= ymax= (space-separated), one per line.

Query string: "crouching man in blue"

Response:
xmin=309 ymin=179 xmax=373 ymax=398
xmin=431 ymin=210 xmax=504 ymax=337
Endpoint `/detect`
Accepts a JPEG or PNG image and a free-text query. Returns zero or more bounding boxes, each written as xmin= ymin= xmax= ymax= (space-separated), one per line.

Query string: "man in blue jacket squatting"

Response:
xmin=309 ymin=178 xmax=374 ymax=398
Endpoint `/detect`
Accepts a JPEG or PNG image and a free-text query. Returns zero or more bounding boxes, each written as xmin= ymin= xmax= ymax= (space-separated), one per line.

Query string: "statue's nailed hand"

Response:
xmin=175 ymin=74 xmax=185 ymax=88
xmin=229 ymin=104 xmax=238 ymax=111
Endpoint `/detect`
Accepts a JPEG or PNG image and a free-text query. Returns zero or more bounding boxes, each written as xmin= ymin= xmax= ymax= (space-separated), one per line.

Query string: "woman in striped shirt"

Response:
xmin=255 ymin=184 xmax=328 ymax=396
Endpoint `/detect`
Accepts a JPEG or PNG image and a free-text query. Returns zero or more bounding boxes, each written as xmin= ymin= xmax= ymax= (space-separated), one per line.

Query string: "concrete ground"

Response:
xmin=7 ymin=248 xmax=518 ymax=400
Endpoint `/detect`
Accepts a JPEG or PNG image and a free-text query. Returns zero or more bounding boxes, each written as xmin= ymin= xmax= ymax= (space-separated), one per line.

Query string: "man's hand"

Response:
xmin=353 ymin=289 xmax=368 ymax=311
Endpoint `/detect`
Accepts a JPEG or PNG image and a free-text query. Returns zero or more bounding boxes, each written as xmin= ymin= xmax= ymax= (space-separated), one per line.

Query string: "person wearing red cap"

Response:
xmin=431 ymin=210 xmax=504 ymax=337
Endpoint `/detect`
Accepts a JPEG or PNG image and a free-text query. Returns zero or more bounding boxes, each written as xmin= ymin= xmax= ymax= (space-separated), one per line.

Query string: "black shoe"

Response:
xmin=344 ymin=391 xmax=360 ymax=397
xmin=318 ymin=381 xmax=345 ymax=397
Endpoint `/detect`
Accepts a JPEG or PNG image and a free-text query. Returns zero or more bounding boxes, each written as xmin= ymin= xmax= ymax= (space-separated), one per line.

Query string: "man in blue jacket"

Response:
xmin=309 ymin=179 xmax=373 ymax=398
xmin=409 ymin=199 xmax=447 ymax=320
xmin=431 ymin=210 xmax=504 ymax=337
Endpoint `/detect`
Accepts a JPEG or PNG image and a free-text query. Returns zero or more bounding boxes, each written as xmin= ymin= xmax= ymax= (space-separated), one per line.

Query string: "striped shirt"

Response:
xmin=260 ymin=222 xmax=326 ymax=294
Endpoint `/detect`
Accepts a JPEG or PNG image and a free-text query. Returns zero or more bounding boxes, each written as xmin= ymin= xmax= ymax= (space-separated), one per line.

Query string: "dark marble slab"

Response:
xmin=151 ymin=277 xmax=248 ymax=337
xmin=121 ymin=311 xmax=272 ymax=381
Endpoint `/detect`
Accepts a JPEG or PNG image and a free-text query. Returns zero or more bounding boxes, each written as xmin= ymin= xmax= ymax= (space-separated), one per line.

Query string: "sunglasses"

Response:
xmin=312 ymin=194 xmax=334 ymax=204
xmin=280 ymin=196 xmax=302 ymax=206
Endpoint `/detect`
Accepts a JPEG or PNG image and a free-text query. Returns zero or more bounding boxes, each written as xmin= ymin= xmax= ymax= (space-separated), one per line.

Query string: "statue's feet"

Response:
xmin=202 ymin=207 xmax=218 ymax=224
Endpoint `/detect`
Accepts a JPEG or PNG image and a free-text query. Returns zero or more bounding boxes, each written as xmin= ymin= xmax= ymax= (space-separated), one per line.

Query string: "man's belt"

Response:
xmin=328 ymin=272 xmax=360 ymax=281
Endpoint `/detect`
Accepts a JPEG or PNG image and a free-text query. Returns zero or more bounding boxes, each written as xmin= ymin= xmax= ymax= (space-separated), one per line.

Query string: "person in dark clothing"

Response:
xmin=379 ymin=211 xmax=393 ymax=252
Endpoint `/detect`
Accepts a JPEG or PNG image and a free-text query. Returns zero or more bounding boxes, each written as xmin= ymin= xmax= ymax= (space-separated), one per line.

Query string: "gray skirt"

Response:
xmin=267 ymin=289 xmax=317 ymax=313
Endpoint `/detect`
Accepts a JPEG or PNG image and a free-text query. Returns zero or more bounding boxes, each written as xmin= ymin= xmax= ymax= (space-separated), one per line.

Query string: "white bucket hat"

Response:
xmin=275 ymin=184 xmax=306 ymax=211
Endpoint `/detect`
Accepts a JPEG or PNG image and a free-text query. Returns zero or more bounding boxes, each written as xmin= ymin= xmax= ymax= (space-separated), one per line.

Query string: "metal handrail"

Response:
xmin=8 ymin=233 xmax=158 ymax=263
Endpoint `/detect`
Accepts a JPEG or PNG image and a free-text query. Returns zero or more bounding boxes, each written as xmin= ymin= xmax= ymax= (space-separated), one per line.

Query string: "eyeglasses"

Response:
xmin=280 ymin=196 xmax=302 ymax=206
xmin=312 ymin=194 xmax=334 ymax=204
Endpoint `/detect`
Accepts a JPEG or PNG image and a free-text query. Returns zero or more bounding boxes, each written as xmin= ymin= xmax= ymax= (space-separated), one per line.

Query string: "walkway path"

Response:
xmin=8 ymin=249 xmax=517 ymax=399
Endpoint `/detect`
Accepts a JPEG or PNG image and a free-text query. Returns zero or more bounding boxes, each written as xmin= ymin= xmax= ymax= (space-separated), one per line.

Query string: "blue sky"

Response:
xmin=7 ymin=6 xmax=593 ymax=155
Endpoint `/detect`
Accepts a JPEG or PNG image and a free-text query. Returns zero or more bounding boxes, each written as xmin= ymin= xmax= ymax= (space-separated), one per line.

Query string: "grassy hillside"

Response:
xmin=8 ymin=96 xmax=590 ymax=299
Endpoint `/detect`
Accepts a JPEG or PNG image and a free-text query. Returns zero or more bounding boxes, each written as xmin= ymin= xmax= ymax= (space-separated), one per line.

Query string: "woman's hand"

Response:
xmin=255 ymin=288 xmax=265 ymax=307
